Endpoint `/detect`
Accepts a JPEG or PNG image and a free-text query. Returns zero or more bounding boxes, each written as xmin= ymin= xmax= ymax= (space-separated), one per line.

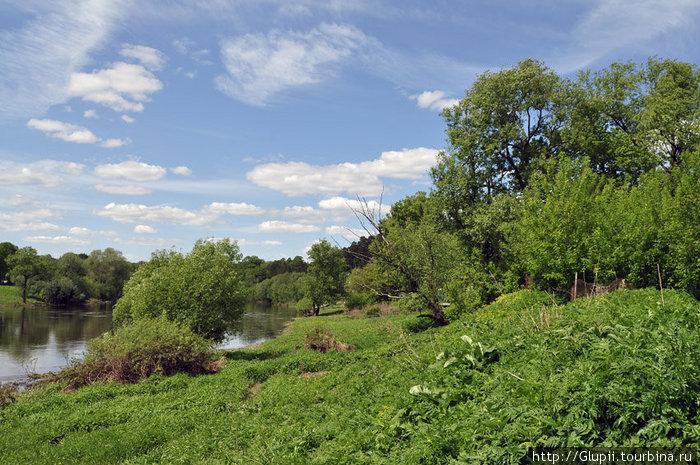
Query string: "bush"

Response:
xmin=402 ymin=316 xmax=434 ymax=333
xmin=474 ymin=289 xmax=557 ymax=325
xmin=37 ymin=277 xmax=84 ymax=305
xmin=364 ymin=305 xmax=381 ymax=317
xmin=114 ymin=239 xmax=246 ymax=341
xmin=344 ymin=292 xmax=372 ymax=310
xmin=304 ymin=327 xmax=354 ymax=353
xmin=296 ymin=296 xmax=313 ymax=316
xmin=396 ymin=293 xmax=424 ymax=313
xmin=55 ymin=318 xmax=220 ymax=391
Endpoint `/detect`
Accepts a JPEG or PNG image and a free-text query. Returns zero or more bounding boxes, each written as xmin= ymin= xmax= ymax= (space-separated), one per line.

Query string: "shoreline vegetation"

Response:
xmin=1 ymin=288 xmax=699 ymax=464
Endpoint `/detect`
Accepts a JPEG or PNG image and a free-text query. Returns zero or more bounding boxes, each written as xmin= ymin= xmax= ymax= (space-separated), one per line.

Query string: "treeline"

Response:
xmin=0 ymin=243 xmax=133 ymax=305
xmin=342 ymin=57 xmax=700 ymax=325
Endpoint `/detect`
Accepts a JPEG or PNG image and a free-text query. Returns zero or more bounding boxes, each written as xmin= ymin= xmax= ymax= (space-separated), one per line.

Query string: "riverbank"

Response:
xmin=1 ymin=289 xmax=698 ymax=464
xmin=0 ymin=285 xmax=41 ymax=306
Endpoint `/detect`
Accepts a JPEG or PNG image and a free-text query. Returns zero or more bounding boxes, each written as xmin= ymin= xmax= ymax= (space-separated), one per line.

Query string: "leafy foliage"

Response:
xmin=113 ymin=239 xmax=246 ymax=341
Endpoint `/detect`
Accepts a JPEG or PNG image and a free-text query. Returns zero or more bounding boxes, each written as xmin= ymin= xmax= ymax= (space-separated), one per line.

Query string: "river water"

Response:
xmin=0 ymin=301 xmax=297 ymax=384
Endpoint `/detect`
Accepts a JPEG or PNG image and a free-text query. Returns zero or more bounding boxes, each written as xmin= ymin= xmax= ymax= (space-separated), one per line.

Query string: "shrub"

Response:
xmin=296 ymin=296 xmax=313 ymax=316
xmin=396 ymin=293 xmax=424 ymax=313
xmin=364 ymin=305 xmax=381 ymax=317
xmin=304 ymin=327 xmax=354 ymax=353
xmin=402 ymin=316 xmax=434 ymax=333
xmin=344 ymin=292 xmax=372 ymax=310
xmin=55 ymin=318 xmax=220 ymax=391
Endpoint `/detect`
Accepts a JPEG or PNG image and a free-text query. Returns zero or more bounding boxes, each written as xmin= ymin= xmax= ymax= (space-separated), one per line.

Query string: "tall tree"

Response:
xmin=7 ymin=247 xmax=46 ymax=304
xmin=0 ymin=242 xmax=18 ymax=282
xmin=304 ymin=240 xmax=348 ymax=316
xmin=86 ymin=248 xmax=131 ymax=301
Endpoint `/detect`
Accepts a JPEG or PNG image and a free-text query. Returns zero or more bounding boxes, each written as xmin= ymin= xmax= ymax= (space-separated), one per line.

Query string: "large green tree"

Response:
xmin=85 ymin=248 xmax=131 ymax=301
xmin=113 ymin=239 xmax=246 ymax=341
xmin=0 ymin=242 xmax=18 ymax=283
xmin=7 ymin=247 xmax=47 ymax=304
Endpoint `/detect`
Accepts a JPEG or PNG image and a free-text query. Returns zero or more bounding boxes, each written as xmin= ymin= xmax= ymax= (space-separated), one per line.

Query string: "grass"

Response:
xmin=0 ymin=284 xmax=40 ymax=305
xmin=0 ymin=292 xmax=698 ymax=464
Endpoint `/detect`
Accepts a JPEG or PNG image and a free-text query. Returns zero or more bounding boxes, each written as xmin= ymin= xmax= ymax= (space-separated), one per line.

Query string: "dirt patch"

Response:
xmin=305 ymin=329 xmax=355 ymax=354
xmin=247 ymin=382 xmax=263 ymax=399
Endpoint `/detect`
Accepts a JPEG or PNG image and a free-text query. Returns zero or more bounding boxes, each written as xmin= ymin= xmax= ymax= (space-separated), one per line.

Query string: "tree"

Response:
xmin=7 ymin=247 xmax=47 ymax=304
xmin=0 ymin=242 xmax=18 ymax=282
xmin=304 ymin=240 xmax=348 ymax=316
xmin=113 ymin=239 xmax=246 ymax=341
xmin=354 ymin=195 xmax=459 ymax=326
xmin=85 ymin=248 xmax=131 ymax=301
xmin=432 ymin=58 xmax=564 ymax=227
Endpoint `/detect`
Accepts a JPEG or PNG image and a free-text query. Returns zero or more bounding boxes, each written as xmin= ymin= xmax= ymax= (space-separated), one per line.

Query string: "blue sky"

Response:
xmin=1 ymin=0 xmax=699 ymax=262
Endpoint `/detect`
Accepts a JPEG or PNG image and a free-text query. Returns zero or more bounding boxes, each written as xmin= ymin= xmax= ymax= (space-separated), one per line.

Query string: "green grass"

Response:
xmin=1 ymin=291 xmax=698 ymax=464
xmin=0 ymin=285 xmax=40 ymax=305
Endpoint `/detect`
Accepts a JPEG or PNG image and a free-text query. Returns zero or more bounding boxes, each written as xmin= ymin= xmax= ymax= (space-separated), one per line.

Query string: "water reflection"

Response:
xmin=0 ymin=301 xmax=296 ymax=382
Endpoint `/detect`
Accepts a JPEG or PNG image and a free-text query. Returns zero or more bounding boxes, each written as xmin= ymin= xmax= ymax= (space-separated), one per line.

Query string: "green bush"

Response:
xmin=114 ymin=239 xmax=246 ymax=341
xmin=364 ymin=305 xmax=380 ymax=317
xmin=396 ymin=293 xmax=424 ymax=313
xmin=56 ymin=318 xmax=218 ymax=390
xmin=344 ymin=292 xmax=372 ymax=310
xmin=402 ymin=316 xmax=434 ymax=333
xmin=296 ymin=296 xmax=313 ymax=316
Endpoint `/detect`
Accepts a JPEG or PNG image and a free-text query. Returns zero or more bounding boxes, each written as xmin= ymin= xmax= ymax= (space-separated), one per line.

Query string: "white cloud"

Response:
xmin=120 ymin=44 xmax=166 ymax=71
xmin=68 ymin=227 xmax=116 ymax=236
xmin=0 ymin=209 xmax=61 ymax=232
xmin=171 ymin=166 xmax=192 ymax=176
xmin=25 ymin=235 xmax=90 ymax=246
xmin=258 ymin=221 xmax=320 ymax=233
xmin=0 ymin=160 xmax=85 ymax=187
xmin=94 ymin=160 xmax=167 ymax=182
xmin=97 ymin=202 xmax=217 ymax=226
xmin=84 ymin=109 xmax=99 ymax=119
xmin=27 ymin=118 xmax=100 ymax=144
xmin=134 ymin=224 xmax=157 ymax=234
xmin=274 ymin=205 xmax=326 ymax=224
xmin=6 ymin=194 xmax=41 ymax=207
xmin=318 ymin=196 xmax=382 ymax=216
xmin=204 ymin=202 xmax=265 ymax=216
xmin=238 ymin=239 xmax=283 ymax=247
xmin=0 ymin=1 xmax=130 ymax=119
xmin=94 ymin=184 xmax=152 ymax=195
xmin=68 ymin=62 xmax=163 ymax=112
xmin=121 ymin=114 xmax=135 ymax=123
xmin=247 ymin=147 xmax=439 ymax=196
xmin=101 ymin=138 xmax=130 ymax=148
xmin=114 ymin=237 xmax=182 ymax=247
xmin=325 ymin=225 xmax=368 ymax=240
xmin=216 ymin=23 xmax=367 ymax=106
xmin=410 ymin=90 xmax=459 ymax=111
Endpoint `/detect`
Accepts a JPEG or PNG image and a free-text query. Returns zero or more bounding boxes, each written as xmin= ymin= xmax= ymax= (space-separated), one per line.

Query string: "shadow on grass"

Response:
xmin=319 ymin=309 xmax=344 ymax=317
xmin=223 ymin=350 xmax=281 ymax=361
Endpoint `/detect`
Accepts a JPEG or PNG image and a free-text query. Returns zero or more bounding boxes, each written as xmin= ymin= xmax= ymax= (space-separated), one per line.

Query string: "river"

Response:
xmin=0 ymin=301 xmax=297 ymax=384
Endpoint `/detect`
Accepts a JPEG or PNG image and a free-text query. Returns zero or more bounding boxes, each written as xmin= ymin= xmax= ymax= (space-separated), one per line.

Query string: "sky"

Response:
xmin=1 ymin=0 xmax=699 ymax=262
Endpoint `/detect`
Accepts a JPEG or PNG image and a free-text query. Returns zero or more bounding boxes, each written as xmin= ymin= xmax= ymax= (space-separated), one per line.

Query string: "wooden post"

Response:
xmin=573 ymin=272 xmax=578 ymax=300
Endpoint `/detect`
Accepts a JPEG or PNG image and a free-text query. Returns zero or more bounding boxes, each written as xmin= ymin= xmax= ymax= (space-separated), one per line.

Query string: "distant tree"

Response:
xmin=0 ymin=242 xmax=18 ymax=282
xmin=113 ymin=239 xmax=246 ymax=341
xmin=304 ymin=240 xmax=348 ymax=316
xmin=7 ymin=247 xmax=47 ymax=304
xmin=342 ymin=235 xmax=373 ymax=269
xmin=86 ymin=248 xmax=131 ymax=301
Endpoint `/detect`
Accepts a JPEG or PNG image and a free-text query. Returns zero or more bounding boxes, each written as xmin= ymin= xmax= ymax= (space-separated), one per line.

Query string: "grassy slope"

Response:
xmin=0 ymin=285 xmax=40 ymax=305
xmin=0 ymin=290 xmax=698 ymax=464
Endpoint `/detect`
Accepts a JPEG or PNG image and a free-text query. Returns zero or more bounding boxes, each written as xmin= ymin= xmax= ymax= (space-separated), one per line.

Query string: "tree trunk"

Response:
xmin=22 ymin=275 xmax=27 ymax=304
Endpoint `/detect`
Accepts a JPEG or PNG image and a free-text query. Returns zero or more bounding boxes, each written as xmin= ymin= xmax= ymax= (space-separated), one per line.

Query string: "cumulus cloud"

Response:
xmin=6 ymin=194 xmax=41 ymax=207
xmin=25 ymin=235 xmax=90 ymax=246
xmin=114 ymin=237 xmax=182 ymax=247
xmin=258 ymin=221 xmax=320 ymax=233
xmin=101 ymin=138 xmax=130 ymax=148
xmin=120 ymin=44 xmax=166 ymax=71
xmin=325 ymin=225 xmax=368 ymax=240
xmin=273 ymin=205 xmax=326 ymax=224
xmin=171 ymin=166 xmax=192 ymax=176
xmin=0 ymin=160 xmax=85 ymax=187
xmin=410 ymin=90 xmax=459 ymax=111
xmin=0 ymin=209 xmax=61 ymax=232
xmin=134 ymin=224 xmax=157 ymax=234
xmin=27 ymin=118 xmax=100 ymax=144
xmin=121 ymin=114 xmax=135 ymax=123
xmin=94 ymin=184 xmax=152 ymax=195
xmin=68 ymin=62 xmax=163 ymax=112
xmin=68 ymin=226 xmax=116 ymax=236
xmin=247 ymin=147 xmax=439 ymax=196
xmin=318 ymin=196 xmax=382 ymax=215
xmin=216 ymin=23 xmax=367 ymax=106
xmin=97 ymin=202 xmax=216 ymax=226
xmin=238 ymin=239 xmax=283 ymax=247
xmin=204 ymin=202 xmax=265 ymax=216
xmin=84 ymin=109 xmax=99 ymax=119
xmin=94 ymin=160 xmax=167 ymax=182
